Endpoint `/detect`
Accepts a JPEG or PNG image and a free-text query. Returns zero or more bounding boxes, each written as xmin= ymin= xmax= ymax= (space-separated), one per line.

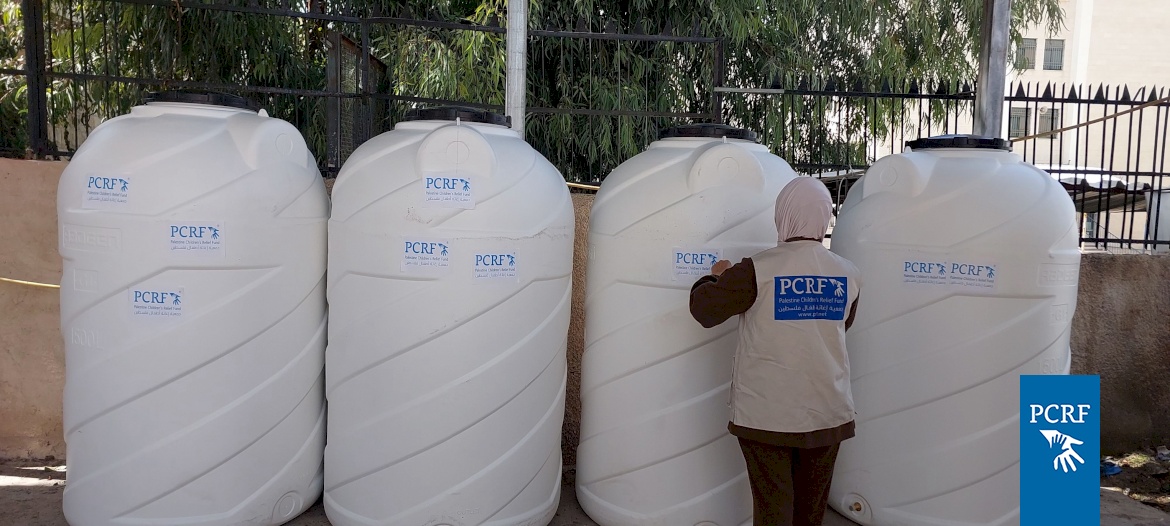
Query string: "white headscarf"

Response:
xmin=774 ymin=177 xmax=833 ymax=244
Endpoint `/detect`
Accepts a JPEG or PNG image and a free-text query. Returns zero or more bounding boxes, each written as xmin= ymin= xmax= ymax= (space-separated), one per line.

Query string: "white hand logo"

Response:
xmin=1040 ymin=430 xmax=1085 ymax=473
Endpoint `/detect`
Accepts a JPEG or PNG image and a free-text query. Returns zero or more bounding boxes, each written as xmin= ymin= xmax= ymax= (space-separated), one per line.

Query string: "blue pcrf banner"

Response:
xmin=1020 ymin=375 xmax=1100 ymax=525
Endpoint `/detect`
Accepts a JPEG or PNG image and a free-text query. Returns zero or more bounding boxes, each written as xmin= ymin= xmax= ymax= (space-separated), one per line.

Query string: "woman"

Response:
xmin=689 ymin=177 xmax=861 ymax=526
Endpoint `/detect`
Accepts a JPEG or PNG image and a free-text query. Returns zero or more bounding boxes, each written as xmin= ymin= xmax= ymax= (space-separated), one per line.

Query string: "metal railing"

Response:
xmin=711 ymin=79 xmax=1169 ymax=251
xmin=1006 ymin=82 xmax=1170 ymax=251
xmin=1 ymin=0 xmax=717 ymax=179
xmin=2 ymin=0 xmax=1166 ymax=249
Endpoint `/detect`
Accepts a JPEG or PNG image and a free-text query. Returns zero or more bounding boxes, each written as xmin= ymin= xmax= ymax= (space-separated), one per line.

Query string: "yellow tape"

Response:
xmin=567 ymin=182 xmax=601 ymax=191
xmin=0 ymin=277 xmax=61 ymax=289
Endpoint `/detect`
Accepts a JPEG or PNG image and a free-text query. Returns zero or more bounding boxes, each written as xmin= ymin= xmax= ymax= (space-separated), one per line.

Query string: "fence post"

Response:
xmin=1147 ymin=187 xmax=1170 ymax=253
xmin=711 ymin=39 xmax=724 ymax=124
xmin=326 ymin=30 xmax=341 ymax=173
xmin=505 ymin=0 xmax=528 ymax=138
xmin=974 ymin=0 xmax=1011 ymax=137
xmin=22 ymin=0 xmax=48 ymax=157
xmin=358 ymin=19 xmax=373 ymax=147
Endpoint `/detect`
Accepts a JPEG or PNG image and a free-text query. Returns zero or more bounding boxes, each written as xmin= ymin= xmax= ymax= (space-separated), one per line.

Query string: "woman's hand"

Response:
xmin=711 ymin=259 xmax=732 ymax=276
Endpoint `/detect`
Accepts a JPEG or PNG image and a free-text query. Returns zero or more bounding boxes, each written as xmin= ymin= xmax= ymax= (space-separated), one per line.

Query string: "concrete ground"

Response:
xmin=2 ymin=459 xmax=1165 ymax=525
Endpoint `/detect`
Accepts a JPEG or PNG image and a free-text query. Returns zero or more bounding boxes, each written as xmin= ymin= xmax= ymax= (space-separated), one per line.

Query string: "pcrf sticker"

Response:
xmin=672 ymin=248 xmax=722 ymax=281
xmin=423 ymin=175 xmax=474 ymax=209
xmin=902 ymin=260 xmax=949 ymax=286
xmin=129 ymin=288 xmax=184 ymax=319
xmin=474 ymin=252 xmax=517 ymax=281
xmin=947 ymin=262 xmax=997 ymax=289
xmin=168 ymin=222 xmax=223 ymax=256
xmin=774 ymin=276 xmax=848 ymax=321
xmin=83 ymin=174 xmax=131 ymax=209
xmin=901 ymin=259 xmax=998 ymax=289
xmin=402 ymin=238 xmax=451 ymax=272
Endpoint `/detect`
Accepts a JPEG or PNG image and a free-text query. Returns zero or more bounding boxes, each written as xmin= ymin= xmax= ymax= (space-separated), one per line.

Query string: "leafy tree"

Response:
xmin=29 ymin=0 xmax=335 ymax=154
xmin=1 ymin=0 xmax=1062 ymax=180
xmin=517 ymin=0 xmax=1063 ymax=179
xmin=1 ymin=0 xmax=26 ymax=154
xmin=342 ymin=0 xmax=1063 ymax=179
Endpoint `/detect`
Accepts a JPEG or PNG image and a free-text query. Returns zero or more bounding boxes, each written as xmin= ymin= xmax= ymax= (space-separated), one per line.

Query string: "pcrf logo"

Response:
xmin=425 ymin=177 xmax=470 ymax=192
xmin=1020 ymin=375 xmax=1098 ymax=524
xmin=405 ymin=241 xmax=448 ymax=256
xmin=953 ymin=263 xmax=995 ymax=278
xmin=88 ymin=176 xmax=129 ymax=192
xmin=776 ymin=277 xmax=846 ymax=297
xmin=676 ymin=252 xmax=719 ymax=266
xmin=1030 ymin=404 xmax=1090 ymax=472
xmin=171 ymin=225 xmax=220 ymax=239
xmin=905 ymin=261 xmax=946 ymax=275
xmin=133 ymin=290 xmax=182 ymax=306
xmin=476 ymin=254 xmax=515 ymax=267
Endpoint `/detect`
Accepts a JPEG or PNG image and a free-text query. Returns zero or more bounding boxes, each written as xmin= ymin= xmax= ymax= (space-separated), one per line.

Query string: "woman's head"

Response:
xmin=774 ymin=177 xmax=834 ymax=243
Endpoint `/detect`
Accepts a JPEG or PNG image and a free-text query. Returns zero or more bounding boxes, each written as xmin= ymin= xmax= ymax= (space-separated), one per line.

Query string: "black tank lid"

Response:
xmin=143 ymin=90 xmax=260 ymax=111
xmin=404 ymin=106 xmax=511 ymax=127
xmin=659 ymin=123 xmax=758 ymax=143
xmin=906 ymin=134 xmax=1011 ymax=151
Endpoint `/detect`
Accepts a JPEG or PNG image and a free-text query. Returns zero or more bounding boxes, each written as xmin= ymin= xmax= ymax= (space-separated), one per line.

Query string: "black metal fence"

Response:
xmin=713 ymin=80 xmax=1170 ymax=252
xmin=0 ymin=0 xmax=719 ymax=179
xmin=2 ymin=0 xmax=1167 ymax=250
xmin=1005 ymin=83 xmax=1170 ymax=251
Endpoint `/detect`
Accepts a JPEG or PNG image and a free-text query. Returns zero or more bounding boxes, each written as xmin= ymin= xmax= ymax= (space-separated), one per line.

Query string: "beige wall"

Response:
xmin=1083 ymin=0 xmax=1170 ymax=89
xmin=564 ymin=194 xmax=590 ymax=469
xmin=1072 ymin=253 xmax=1170 ymax=454
xmin=0 ymin=158 xmax=66 ymax=459
xmin=2 ymin=160 xmax=1168 ymax=463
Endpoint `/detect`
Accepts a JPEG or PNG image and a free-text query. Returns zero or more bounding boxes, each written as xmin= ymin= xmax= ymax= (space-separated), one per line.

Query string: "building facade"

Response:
xmin=869 ymin=0 xmax=1169 ymax=250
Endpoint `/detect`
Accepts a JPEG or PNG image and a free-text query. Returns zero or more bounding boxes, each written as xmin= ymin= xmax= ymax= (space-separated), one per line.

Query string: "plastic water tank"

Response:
xmin=828 ymin=135 xmax=1080 ymax=526
xmin=57 ymin=91 xmax=329 ymax=526
xmin=577 ymin=124 xmax=796 ymax=526
xmin=325 ymin=107 xmax=574 ymax=526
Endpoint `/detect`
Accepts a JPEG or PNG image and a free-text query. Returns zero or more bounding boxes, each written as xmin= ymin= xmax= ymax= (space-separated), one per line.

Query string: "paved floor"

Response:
xmin=2 ymin=459 xmax=1165 ymax=525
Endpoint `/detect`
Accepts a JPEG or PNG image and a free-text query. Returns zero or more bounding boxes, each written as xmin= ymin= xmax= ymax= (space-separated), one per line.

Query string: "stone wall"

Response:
xmin=0 ymin=159 xmax=67 ymax=459
xmin=1072 ymin=252 xmax=1170 ymax=454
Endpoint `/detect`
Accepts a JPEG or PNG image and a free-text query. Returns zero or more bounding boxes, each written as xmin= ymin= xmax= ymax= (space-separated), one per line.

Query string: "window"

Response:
xmin=1016 ymin=38 xmax=1037 ymax=69
xmin=1038 ymin=108 xmax=1062 ymax=138
xmin=1009 ymin=108 xmax=1030 ymax=139
xmin=1044 ymin=39 xmax=1065 ymax=70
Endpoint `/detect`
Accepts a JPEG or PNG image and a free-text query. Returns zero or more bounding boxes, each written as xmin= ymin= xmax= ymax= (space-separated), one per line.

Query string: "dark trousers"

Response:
xmin=738 ymin=437 xmax=841 ymax=526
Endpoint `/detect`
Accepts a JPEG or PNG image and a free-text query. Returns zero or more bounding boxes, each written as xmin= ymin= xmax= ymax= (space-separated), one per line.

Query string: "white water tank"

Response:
xmin=325 ymin=107 xmax=574 ymax=526
xmin=58 ymin=91 xmax=328 ymax=526
xmin=828 ymin=135 xmax=1080 ymax=526
xmin=578 ymin=124 xmax=796 ymax=526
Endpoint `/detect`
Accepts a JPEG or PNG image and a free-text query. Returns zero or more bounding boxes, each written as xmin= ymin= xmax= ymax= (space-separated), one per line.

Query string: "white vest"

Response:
xmin=730 ymin=241 xmax=862 ymax=433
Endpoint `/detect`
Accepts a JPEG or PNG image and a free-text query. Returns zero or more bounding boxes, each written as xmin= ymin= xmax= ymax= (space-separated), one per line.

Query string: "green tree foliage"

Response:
xmin=517 ymin=0 xmax=1063 ymax=179
xmin=19 ymin=0 xmax=339 ymax=154
xmin=1 ymin=0 xmax=1061 ymax=180
xmin=1 ymin=1 xmax=26 ymax=153
xmin=0 ymin=0 xmax=492 ymax=158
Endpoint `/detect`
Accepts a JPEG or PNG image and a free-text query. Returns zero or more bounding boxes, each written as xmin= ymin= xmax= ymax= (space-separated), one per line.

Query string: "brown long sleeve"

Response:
xmin=688 ymin=258 xmax=758 ymax=328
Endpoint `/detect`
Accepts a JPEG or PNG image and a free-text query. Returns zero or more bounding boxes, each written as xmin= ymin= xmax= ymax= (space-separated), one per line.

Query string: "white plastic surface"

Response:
xmin=58 ymin=101 xmax=329 ymax=525
xmin=828 ymin=147 xmax=1080 ymax=526
xmin=325 ymin=118 xmax=573 ymax=526
xmin=577 ymin=136 xmax=796 ymax=526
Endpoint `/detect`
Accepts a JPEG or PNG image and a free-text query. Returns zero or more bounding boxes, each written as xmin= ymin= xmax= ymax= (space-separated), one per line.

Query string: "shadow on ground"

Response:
xmin=1 ymin=459 xmax=1165 ymax=525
